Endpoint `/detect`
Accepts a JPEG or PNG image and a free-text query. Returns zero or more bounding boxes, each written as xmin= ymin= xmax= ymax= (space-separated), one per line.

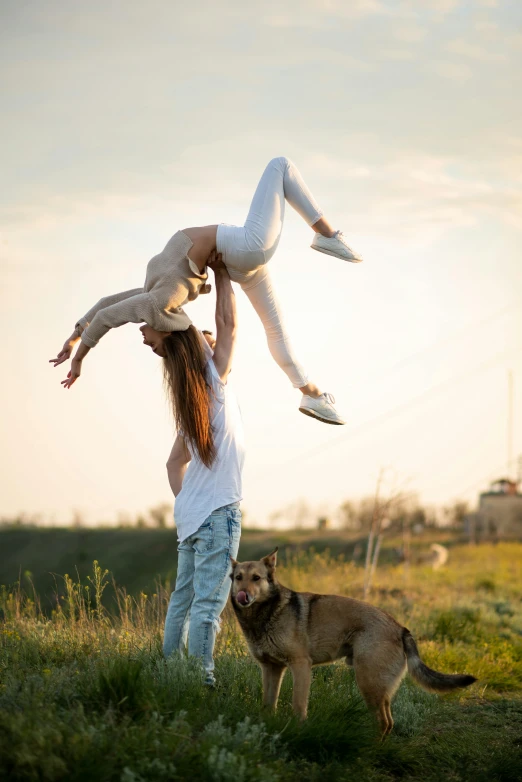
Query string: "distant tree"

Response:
xmin=71 ymin=510 xmax=85 ymax=529
xmin=443 ymin=500 xmax=469 ymax=529
xmin=362 ymin=472 xmax=413 ymax=599
xmin=358 ymin=497 xmax=377 ymax=534
xmin=269 ymin=499 xmax=314 ymax=529
xmin=149 ymin=503 xmax=172 ymax=529
xmin=339 ymin=496 xmax=400 ymax=533
xmin=1 ymin=512 xmax=42 ymax=528
xmin=423 ymin=505 xmax=440 ymax=528
xmin=386 ymin=494 xmax=427 ymax=534
xmin=294 ymin=499 xmax=313 ymax=529
xmin=117 ymin=512 xmax=133 ymax=528
xmin=338 ymin=501 xmax=360 ymax=530
xmin=317 ymin=516 xmax=330 ymax=531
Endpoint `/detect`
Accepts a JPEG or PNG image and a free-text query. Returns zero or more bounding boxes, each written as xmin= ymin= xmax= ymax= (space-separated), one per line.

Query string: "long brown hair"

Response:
xmin=162 ymin=326 xmax=216 ymax=468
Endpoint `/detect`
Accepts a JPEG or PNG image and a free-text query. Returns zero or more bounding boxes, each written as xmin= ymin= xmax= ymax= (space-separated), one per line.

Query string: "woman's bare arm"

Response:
xmin=209 ymin=253 xmax=237 ymax=382
xmin=167 ymin=435 xmax=191 ymax=497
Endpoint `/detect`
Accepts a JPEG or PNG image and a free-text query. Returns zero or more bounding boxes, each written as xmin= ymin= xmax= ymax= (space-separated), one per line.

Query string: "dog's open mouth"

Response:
xmin=235 ymin=590 xmax=252 ymax=607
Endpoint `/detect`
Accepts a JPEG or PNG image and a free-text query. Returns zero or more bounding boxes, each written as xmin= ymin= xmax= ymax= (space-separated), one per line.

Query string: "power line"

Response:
xmin=447 ymin=455 xmax=521 ymax=501
xmin=362 ymin=302 xmax=518 ymax=382
xmin=277 ymin=342 xmax=522 ymax=468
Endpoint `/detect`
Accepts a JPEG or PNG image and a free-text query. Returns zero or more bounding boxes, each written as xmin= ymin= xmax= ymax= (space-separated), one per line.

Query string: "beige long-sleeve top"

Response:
xmin=77 ymin=231 xmax=210 ymax=348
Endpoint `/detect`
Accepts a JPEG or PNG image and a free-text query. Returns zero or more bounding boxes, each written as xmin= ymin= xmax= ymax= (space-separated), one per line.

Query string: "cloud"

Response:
xmin=260 ymin=0 xmax=390 ymax=27
xmin=473 ymin=20 xmax=498 ymax=32
xmin=446 ymin=37 xmax=506 ymax=61
xmin=392 ymin=22 xmax=427 ymax=42
xmin=376 ymin=48 xmax=416 ymax=60
xmin=5 ymin=142 xmax=520 ymax=276
xmin=429 ymin=60 xmax=474 ymax=82
xmin=426 ymin=0 xmax=460 ymax=12
xmin=302 ymin=149 xmax=522 ymax=238
xmin=2 ymin=0 xmax=520 ymax=237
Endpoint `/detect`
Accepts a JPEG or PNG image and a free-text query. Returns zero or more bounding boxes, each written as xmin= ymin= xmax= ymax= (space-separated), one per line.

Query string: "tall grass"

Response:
xmin=1 ymin=545 xmax=522 ymax=780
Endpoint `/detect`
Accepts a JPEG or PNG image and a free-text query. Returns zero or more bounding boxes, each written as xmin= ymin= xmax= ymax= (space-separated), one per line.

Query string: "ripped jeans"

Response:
xmin=163 ymin=503 xmax=241 ymax=685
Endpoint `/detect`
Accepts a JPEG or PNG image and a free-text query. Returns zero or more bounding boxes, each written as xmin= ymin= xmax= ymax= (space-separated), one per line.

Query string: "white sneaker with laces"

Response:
xmin=299 ymin=392 xmax=346 ymax=425
xmin=311 ymin=231 xmax=363 ymax=263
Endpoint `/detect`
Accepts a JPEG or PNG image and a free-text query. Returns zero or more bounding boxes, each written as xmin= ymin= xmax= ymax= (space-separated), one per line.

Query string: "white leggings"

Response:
xmin=216 ymin=157 xmax=324 ymax=388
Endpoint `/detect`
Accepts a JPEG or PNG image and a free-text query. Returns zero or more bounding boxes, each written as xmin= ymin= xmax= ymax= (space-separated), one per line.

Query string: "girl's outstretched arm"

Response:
xmin=51 ymin=288 xmax=189 ymax=388
xmin=75 ymin=288 xmax=144 ymax=333
xmin=49 ymin=288 xmax=144 ymax=372
xmin=54 ymin=292 xmax=159 ymax=389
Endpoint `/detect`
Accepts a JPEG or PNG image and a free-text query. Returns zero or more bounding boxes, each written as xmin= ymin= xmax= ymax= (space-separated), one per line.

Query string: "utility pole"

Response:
xmin=508 ymin=370 xmax=514 ymax=476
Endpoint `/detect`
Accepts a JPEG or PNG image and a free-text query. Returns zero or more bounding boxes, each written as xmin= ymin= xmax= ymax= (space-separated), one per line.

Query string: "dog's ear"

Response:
xmin=262 ymin=547 xmax=278 ymax=570
xmin=229 ymin=556 xmax=239 ymax=575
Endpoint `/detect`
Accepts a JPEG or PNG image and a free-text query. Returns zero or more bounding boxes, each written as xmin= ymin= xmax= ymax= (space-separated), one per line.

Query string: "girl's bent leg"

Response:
xmin=299 ymin=381 xmax=323 ymax=398
xmin=241 ymin=268 xmax=309 ymax=388
xmin=163 ymin=543 xmax=195 ymax=658
xmin=242 ymin=268 xmax=346 ymax=423
xmin=221 ymin=157 xmax=327 ymax=279
xmin=220 ymin=155 xmax=363 ymax=281
xmin=311 ymin=216 xmax=336 ymax=237
xmin=242 ymin=157 xmax=325 ymax=262
xmin=188 ymin=505 xmax=241 ymax=685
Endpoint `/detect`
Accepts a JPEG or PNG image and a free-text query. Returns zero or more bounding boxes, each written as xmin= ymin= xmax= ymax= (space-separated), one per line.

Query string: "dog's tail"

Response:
xmin=402 ymin=628 xmax=477 ymax=692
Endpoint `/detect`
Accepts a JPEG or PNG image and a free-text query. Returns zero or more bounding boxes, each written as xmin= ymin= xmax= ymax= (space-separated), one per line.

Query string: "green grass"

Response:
xmin=2 ymin=543 xmax=522 ymax=780
xmin=0 ymin=526 xmax=467 ymax=608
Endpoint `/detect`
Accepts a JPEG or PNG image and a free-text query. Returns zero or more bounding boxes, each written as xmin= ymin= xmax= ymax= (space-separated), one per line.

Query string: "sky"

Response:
xmin=1 ymin=0 xmax=522 ymax=527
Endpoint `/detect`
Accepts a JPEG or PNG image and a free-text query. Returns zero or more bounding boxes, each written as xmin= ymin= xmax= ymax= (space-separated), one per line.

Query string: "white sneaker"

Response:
xmin=311 ymin=231 xmax=363 ymax=263
xmin=299 ymin=393 xmax=346 ymax=425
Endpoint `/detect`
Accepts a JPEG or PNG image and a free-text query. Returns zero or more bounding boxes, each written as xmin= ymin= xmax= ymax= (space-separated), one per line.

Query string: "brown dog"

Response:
xmin=230 ymin=549 xmax=476 ymax=736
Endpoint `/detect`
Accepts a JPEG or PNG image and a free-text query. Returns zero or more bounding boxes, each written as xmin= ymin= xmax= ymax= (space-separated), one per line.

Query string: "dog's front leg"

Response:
xmin=289 ymin=660 xmax=312 ymax=720
xmin=261 ymin=663 xmax=286 ymax=711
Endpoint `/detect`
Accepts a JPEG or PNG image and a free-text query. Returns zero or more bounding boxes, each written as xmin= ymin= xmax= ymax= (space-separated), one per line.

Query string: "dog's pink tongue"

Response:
xmin=236 ymin=590 xmax=248 ymax=605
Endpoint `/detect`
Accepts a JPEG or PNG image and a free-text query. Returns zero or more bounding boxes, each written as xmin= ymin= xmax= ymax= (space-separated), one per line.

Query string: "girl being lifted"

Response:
xmin=50 ymin=157 xmax=363 ymax=425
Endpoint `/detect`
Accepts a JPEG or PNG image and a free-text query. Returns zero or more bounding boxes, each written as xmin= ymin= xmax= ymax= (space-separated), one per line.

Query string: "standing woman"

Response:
xmin=162 ymin=253 xmax=244 ymax=686
xmin=51 ymin=156 xmax=363 ymax=425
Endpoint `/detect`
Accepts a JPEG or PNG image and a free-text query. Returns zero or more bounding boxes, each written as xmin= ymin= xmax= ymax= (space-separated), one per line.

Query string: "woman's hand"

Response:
xmin=61 ymin=357 xmax=82 ymax=389
xmin=207 ymin=250 xmax=227 ymax=272
xmin=53 ymin=340 xmax=90 ymax=389
xmin=49 ymin=331 xmax=80 ymax=367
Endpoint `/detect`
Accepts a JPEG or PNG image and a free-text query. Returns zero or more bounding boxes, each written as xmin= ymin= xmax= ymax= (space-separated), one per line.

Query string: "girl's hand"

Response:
xmin=207 ymin=250 xmax=227 ymax=272
xmin=49 ymin=331 xmax=80 ymax=367
xmin=61 ymin=357 xmax=82 ymax=389
xmin=59 ymin=341 xmax=90 ymax=388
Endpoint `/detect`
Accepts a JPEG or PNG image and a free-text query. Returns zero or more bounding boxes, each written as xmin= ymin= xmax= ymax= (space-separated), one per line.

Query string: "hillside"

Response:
xmin=0 ymin=525 xmax=465 ymax=609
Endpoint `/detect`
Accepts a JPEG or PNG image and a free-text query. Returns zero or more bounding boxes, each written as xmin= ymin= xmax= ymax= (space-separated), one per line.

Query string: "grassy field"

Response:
xmin=0 ymin=526 xmax=466 ymax=607
xmin=1 ymin=537 xmax=522 ymax=781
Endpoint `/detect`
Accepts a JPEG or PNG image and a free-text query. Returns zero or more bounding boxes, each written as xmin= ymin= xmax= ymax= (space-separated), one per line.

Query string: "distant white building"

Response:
xmin=467 ymin=478 xmax=522 ymax=540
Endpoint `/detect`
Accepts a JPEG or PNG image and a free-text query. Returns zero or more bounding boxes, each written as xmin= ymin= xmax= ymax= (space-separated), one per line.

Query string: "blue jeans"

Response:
xmin=163 ymin=503 xmax=241 ymax=685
